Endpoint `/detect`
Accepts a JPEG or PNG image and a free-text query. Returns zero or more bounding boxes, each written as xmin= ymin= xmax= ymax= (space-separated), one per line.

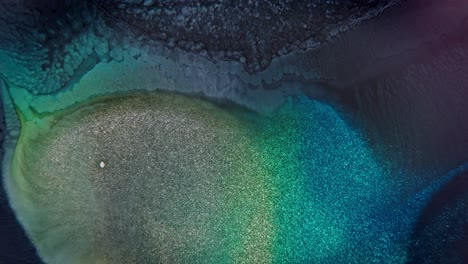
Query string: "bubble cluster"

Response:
xmin=0 ymin=0 xmax=398 ymax=95
xmin=99 ymin=0 xmax=397 ymax=72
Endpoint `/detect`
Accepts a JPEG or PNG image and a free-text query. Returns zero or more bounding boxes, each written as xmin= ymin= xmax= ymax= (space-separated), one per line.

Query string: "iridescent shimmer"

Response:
xmin=255 ymin=98 xmax=406 ymax=263
xmin=7 ymin=92 xmax=410 ymax=263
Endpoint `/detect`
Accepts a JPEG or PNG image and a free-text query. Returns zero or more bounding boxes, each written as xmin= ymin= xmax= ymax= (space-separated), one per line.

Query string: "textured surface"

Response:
xmin=7 ymin=92 xmax=416 ymax=263
xmin=95 ymin=0 xmax=396 ymax=72
xmin=10 ymin=93 xmax=270 ymax=263
xmin=1 ymin=0 xmax=468 ymax=263
xmin=408 ymin=167 xmax=468 ymax=263
xmin=0 ymin=0 xmax=397 ymax=95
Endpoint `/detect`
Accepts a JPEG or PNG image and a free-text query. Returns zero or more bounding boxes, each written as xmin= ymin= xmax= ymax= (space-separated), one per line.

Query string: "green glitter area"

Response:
xmin=7 ymin=91 xmax=407 ymax=263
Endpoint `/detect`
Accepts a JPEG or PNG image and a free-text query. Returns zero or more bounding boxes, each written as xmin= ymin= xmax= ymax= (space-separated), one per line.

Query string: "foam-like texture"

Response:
xmin=2 ymin=1 xmax=468 ymax=262
xmin=0 ymin=0 xmax=397 ymax=95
